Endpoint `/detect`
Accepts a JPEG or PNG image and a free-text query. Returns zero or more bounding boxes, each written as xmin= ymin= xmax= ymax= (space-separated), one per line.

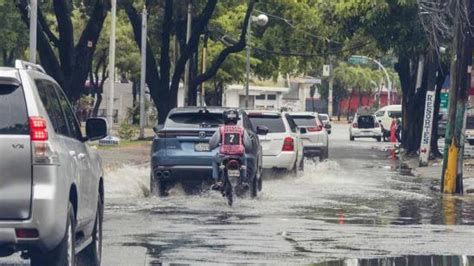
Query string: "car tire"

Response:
xmin=376 ymin=137 xmax=382 ymax=142
xmin=31 ymin=203 xmax=76 ymax=266
xmin=298 ymin=157 xmax=305 ymax=171
xmin=150 ymin=174 xmax=167 ymax=197
xmin=469 ymin=140 xmax=474 ymax=146
xmin=350 ymin=135 xmax=355 ymax=141
xmin=82 ymin=198 xmax=103 ymax=266
xmin=250 ymin=173 xmax=258 ymax=198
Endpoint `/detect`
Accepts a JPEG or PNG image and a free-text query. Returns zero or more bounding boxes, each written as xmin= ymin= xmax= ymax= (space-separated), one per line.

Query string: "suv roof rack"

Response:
xmin=15 ymin=60 xmax=46 ymax=74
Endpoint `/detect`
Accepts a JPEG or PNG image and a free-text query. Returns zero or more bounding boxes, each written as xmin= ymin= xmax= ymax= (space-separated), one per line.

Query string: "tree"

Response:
xmin=0 ymin=0 xmax=28 ymax=66
xmin=122 ymin=0 xmax=256 ymax=122
xmin=16 ymin=0 xmax=109 ymax=103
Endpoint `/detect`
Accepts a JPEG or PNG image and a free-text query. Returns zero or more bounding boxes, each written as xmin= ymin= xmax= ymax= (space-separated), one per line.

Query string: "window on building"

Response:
xmin=267 ymin=94 xmax=277 ymax=100
xmin=256 ymin=94 xmax=265 ymax=100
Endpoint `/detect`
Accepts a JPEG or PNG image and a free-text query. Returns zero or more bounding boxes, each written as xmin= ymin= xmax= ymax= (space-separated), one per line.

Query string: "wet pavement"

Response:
xmin=100 ymin=124 xmax=474 ymax=265
xmin=2 ymin=124 xmax=474 ymax=265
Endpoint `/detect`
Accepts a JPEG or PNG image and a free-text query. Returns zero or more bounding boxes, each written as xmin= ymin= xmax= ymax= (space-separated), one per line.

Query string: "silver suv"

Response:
xmin=0 ymin=61 xmax=107 ymax=265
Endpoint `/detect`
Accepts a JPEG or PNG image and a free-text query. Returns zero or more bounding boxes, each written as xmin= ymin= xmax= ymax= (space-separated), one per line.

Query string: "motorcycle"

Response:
xmin=218 ymin=156 xmax=245 ymax=206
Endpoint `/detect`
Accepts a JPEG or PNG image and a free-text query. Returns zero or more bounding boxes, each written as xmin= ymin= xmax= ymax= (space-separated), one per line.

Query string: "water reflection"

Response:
xmin=314 ymin=255 xmax=473 ymax=266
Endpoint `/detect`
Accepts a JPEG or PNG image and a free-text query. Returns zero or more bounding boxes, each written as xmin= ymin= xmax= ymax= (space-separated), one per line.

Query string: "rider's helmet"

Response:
xmin=223 ymin=109 xmax=239 ymax=125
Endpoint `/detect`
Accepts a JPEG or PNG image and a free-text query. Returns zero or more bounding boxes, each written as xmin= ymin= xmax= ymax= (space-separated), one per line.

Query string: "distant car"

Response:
xmin=247 ymin=110 xmax=304 ymax=173
xmin=290 ymin=112 xmax=329 ymax=161
xmin=375 ymin=105 xmax=401 ymax=139
xmin=318 ymin=113 xmax=332 ymax=134
xmin=466 ymin=115 xmax=474 ymax=145
xmin=0 ymin=61 xmax=107 ymax=265
xmin=151 ymin=107 xmax=265 ymax=197
xmin=437 ymin=113 xmax=448 ymax=139
xmin=350 ymin=108 xmax=383 ymax=141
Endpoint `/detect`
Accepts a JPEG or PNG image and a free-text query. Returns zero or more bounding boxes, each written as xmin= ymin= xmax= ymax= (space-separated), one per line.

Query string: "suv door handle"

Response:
xmin=77 ymin=153 xmax=86 ymax=160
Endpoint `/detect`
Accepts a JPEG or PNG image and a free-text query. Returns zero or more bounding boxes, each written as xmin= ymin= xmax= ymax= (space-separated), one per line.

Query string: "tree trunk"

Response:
xmin=92 ymin=94 xmax=102 ymax=117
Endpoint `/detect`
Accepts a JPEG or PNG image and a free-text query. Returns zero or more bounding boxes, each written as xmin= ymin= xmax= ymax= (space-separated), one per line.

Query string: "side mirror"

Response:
xmin=299 ymin=127 xmax=308 ymax=134
xmin=86 ymin=118 xmax=108 ymax=141
xmin=153 ymin=124 xmax=164 ymax=134
xmin=256 ymin=125 xmax=269 ymax=136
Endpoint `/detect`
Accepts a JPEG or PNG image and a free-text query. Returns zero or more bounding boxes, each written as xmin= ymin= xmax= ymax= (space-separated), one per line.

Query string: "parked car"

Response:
xmin=437 ymin=113 xmax=448 ymax=139
xmin=0 ymin=61 xmax=107 ymax=265
xmin=247 ymin=110 xmax=304 ymax=173
xmin=350 ymin=107 xmax=383 ymax=141
xmin=466 ymin=115 xmax=474 ymax=145
xmin=151 ymin=107 xmax=265 ymax=197
xmin=290 ymin=112 xmax=329 ymax=161
xmin=318 ymin=113 xmax=332 ymax=134
xmin=375 ymin=105 xmax=402 ymax=139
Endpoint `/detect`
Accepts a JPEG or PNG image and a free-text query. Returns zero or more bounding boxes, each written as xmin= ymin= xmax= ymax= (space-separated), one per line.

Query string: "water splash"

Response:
xmin=104 ymin=165 xmax=150 ymax=199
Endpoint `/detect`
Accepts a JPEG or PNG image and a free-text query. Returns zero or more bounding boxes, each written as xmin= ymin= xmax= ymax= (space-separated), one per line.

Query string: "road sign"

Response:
xmin=348 ymin=55 xmax=368 ymax=65
xmin=420 ymin=90 xmax=436 ymax=166
xmin=323 ymin=65 xmax=330 ymax=77
xmin=440 ymin=91 xmax=449 ymax=112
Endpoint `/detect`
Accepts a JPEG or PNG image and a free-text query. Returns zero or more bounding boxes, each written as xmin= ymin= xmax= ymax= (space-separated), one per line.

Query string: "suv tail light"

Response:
xmin=352 ymin=123 xmax=358 ymax=128
xmin=30 ymin=117 xmax=58 ymax=165
xmin=29 ymin=117 xmax=48 ymax=141
xmin=374 ymin=122 xmax=380 ymax=128
xmin=282 ymin=137 xmax=294 ymax=151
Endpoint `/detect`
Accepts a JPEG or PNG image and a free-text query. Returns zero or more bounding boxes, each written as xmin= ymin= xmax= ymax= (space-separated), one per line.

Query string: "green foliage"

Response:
xmin=117 ymin=120 xmax=138 ymax=141
xmin=0 ymin=0 xmax=28 ymax=65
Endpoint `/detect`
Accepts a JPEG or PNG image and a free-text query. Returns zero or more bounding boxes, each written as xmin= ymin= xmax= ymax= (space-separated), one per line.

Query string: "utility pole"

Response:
xmin=182 ymin=1 xmax=192 ymax=107
xmin=29 ymin=0 xmax=37 ymax=64
xmin=200 ymin=33 xmax=208 ymax=107
xmin=107 ymin=0 xmax=117 ymax=129
xmin=441 ymin=0 xmax=473 ymax=194
xmin=139 ymin=7 xmax=147 ymax=139
xmin=328 ymin=56 xmax=335 ymax=118
xmin=245 ymin=16 xmax=252 ymax=108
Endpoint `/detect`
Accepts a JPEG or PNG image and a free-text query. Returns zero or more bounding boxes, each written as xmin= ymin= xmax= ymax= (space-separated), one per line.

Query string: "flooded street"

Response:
xmin=2 ymin=124 xmax=473 ymax=265
xmin=100 ymin=124 xmax=474 ymax=265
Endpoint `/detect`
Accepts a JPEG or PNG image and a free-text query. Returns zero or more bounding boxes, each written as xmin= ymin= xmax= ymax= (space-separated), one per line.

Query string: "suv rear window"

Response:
xmin=0 ymin=85 xmax=29 ymax=135
xmin=248 ymin=115 xmax=286 ymax=133
xmin=291 ymin=115 xmax=317 ymax=127
xmin=166 ymin=112 xmax=224 ymax=128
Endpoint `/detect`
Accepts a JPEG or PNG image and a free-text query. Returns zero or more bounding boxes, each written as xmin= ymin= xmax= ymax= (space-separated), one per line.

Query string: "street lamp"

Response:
xmin=245 ymin=13 xmax=268 ymax=108
xmin=349 ymin=55 xmax=393 ymax=105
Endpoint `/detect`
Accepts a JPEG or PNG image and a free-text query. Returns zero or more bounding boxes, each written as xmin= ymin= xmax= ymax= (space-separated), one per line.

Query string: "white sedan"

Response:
xmin=247 ymin=110 xmax=304 ymax=172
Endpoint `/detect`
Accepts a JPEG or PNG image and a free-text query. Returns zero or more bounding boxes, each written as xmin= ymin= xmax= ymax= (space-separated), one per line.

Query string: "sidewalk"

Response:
xmin=406 ymin=156 xmax=474 ymax=193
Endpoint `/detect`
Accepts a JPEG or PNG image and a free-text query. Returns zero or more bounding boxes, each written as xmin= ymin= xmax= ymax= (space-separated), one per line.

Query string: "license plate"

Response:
xmin=194 ymin=143 xmax=210 ymax=152
xmin=227 ymin=169 xmax=240 ymax=177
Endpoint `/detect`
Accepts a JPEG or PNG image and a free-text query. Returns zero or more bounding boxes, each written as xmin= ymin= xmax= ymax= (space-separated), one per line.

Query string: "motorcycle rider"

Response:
xmin=209 ymin=109 xmax=253 ymax=191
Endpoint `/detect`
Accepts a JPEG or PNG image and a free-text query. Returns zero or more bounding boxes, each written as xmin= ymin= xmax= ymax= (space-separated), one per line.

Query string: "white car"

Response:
xmin=349 ymin=113 xmax=383 ymax=141
xmin=318 ymin=113 xmax=332 ymax=134
xmin=290 ymin=112 xmax=329 ymax=160
xmin=247 ymin=110 xmax=304 ymax=172
xmin=375 ymin=105 xmax=402 ymax=135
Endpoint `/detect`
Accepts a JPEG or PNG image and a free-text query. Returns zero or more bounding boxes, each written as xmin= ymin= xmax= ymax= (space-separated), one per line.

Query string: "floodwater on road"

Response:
xmin=1 ymin=124 xmax=473 ymax=265
xmin=101 ymin=124 xmax=474 ymax=265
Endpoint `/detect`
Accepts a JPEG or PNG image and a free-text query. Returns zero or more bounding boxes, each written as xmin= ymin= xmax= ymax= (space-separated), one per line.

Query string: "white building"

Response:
xmin=223 ymin=76 xmax=321 ymax=111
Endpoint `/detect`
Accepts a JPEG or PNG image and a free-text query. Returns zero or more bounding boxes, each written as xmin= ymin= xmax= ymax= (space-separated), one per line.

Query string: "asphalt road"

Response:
xmin=2 ymin=124 xmax=474 ymax=265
